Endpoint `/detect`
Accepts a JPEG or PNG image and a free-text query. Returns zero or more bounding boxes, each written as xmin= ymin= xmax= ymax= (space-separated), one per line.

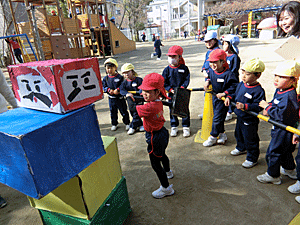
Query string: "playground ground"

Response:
xmin=1 ymin=37 xmax=300 ymax=225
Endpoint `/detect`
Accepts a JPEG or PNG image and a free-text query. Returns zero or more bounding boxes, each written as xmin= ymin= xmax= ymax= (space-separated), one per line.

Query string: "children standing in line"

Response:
xmin=102 ymin=58 xmax=130 ymax=131
xmin=136 ymin=73 xmax=175 ymax=199
xmin=120 ymin=63 xmax=144 ymax=135
xmin=203 ymin=49 xmax=238 ymax=147
xmin=257 ymin=60 xmax=299 ymax=185
xmin=162 ymin=45 xmax=191 ymax=137
xmin=199 ymin=31 xmax=220 ymax=119
xmin=276 ymin=1 xmax=300 ymax=38
xmin=224 ymin=58 xmax=266 ymax=168
xmin=151 ymin=34 xmax=164 ymax=60
xmin=222 ymin=34 xmax=241 ymax=121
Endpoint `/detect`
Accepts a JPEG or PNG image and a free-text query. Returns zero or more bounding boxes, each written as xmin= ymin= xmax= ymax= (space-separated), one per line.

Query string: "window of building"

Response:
xmin=148 ymin=7 xmax=153 ymax=12
xmin=116 ymin=9 xmax=121 ymax=15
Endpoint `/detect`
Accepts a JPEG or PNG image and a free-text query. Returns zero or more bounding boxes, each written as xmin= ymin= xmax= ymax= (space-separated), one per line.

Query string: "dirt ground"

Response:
xmin=1 ymin=37 xmax=300 ymax=225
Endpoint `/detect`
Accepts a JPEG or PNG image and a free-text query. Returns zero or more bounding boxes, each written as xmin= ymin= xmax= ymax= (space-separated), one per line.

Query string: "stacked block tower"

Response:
xmin=0 ymin=58 xmax=131 ymax=224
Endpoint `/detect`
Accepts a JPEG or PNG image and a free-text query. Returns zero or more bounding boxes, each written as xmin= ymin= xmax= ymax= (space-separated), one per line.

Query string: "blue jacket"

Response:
xmin=102 ymin=73 xmax=124 ymax=98
xmin=162 ymin=64 xmax=190 ymax=92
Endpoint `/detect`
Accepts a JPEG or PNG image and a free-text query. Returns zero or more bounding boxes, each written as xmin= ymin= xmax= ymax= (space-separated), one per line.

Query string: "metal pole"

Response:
xmin=31 ymin=6 xmax=45 ymax=60
xmin=178 ymin=0 xmax=180 ymax=38
xmin=188 ymin=0 xmax=190 ymax=35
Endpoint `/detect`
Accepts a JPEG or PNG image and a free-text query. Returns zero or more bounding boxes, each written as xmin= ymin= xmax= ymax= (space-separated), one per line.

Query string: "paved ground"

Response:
xmin=1 ymin=37 xmax=299 ymax=225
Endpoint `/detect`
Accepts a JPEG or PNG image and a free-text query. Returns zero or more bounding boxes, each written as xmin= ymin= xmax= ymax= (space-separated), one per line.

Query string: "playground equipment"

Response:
xmin=7 ymin=0 xmax=136 ymax=62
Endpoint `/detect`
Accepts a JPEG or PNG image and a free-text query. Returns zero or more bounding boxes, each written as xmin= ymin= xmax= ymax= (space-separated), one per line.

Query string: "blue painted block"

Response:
xmin=0 ymin=104 xmax=105 ymax=199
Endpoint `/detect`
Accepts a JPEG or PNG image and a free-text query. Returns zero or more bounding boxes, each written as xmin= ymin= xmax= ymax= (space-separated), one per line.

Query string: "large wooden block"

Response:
xmin=0 ymin=105 xmax=105 ymax=199
xmin=8 ymin=58 xmax=103 ymax=113
xmin=28 ymin=136 xmax=122 ymax=219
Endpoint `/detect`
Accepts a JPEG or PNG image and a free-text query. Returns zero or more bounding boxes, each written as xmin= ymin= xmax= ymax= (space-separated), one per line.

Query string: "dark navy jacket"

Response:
xmin=226 ymin=53 xmax=241 ymax=79
xmin=120 ymin=77 xmax=143 ymax=96
xmin=102 ymin=73 xmax=124 ymax=98
xmin=162 ymin=64 xmax=190 ymax=92
xmin=154 ymin=39 xmax=162 ymax=49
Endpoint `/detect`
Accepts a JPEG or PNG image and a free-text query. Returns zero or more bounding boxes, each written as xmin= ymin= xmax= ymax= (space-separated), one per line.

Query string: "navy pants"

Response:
xmin=153 ymin=48 xmax=162 ymax=58
xmin=295 ymin=146 xmax=300 ymax=180
xmin=211 ymin=97 xmax=228 ymax=137
xmin=235 ymin=117 xmax=260 ymax=163
xmin=266 ymin=127 xmax=296 ymax=178
xmin=108 ymin=97 xmax=130 ymax=126
xmin=146 ymin=127 xmax=170 ymax=188
xmin=168 ymin=94 xmax=190 ymax=127
xmin=126 ymin=97 xmax=143 ymax=129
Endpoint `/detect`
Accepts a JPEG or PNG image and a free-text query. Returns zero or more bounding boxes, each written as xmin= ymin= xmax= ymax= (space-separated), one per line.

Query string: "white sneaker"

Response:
xmin=203 ymin=136 xmax=217 ymax=147
xmin=183 ymin=127 xmax=190 ymax=137
xmin=139 ymin=126 xmax=145 ymax=132
xmin=111 ymin=125 xmax=118 ymax=131
xmin=152 ymin=184 xmax=175 ymax=199
xmin=198 ymin=114 xmax=203 ymax=120
xmin=295 ymin=196 xmax=300 ymax=204
xmin=127 ymin=128 xmax=135 ymax=135
xmin=125 ymin=124 xmax=130 ymax=131
xmin=280 ymin=166 xmax=297 ymax=179
xmin=242 ymin=160 xmax=258 ymax=168
xmin=217 ymin=133 xmax=227 ymax=144
xmin=288 ymin=181 xmax=300 ymax=194
xmin=225 ymin=113 xmax=233 ymax=121
xmin=257 ymin=172 xmax=281 ymax=185
xmin=166 ymin=170 xmax=174 ymax=179
xmin=231 ymin=148 xmax=246 ymax=156
xmin=170 ymin=127 xmax=178 ymax=137
xmin=157 ymin=58 xmax=161 ymax=60
xmin=151 ymin=53 xmax=154 ymax=58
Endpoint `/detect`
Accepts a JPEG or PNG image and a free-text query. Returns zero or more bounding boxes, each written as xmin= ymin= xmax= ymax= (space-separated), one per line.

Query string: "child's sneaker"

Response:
xmin=166 ymin=170 xmax=174 ymax=179
xmin=217 ymin=133 xmax=227 ymax=144
xmin=288 ymin=181 xmax=300 ymax=194
xmin=230 ymin=148 xmax=246 ymax=156
xmin=225 ymin=112 xmax=233 ymax=121
xmin=170 ymin=127 xmax=178 ymax=137
xmin=157 ymin=58 xmax=161 ymax=61
xmin=280 ymin=166 xmax=297 ymax=179
xmin=203 ymin=136 xmax=217 ymax=147
xmin=139 ymin=126 xmax=145 ymax=132
xmin=198 ymin=114 xmax=203 ymax=120
xmin=242 ymin=160 xmax=258 ymax=168
xmin=295 ymin=196 xmax=300 ymax=204
xmin=183 ymin=127 xmax=190 ymax=138
xmin=151 ymin=53 xmax=154 ymax=58
xmin=125 ymin=124 xmax=130 ymax=131
xmin=0 ymin=196 xmax=7 ymax=208
xmin=152 ymin=184 xmax=175 ymax=199
xmin=127 ymin=128 xmax=135 ymax=135
xmin=257 ymin=172 xmax=281 ymax=185
xmin=111 ymin=125 xmax=118 ymax=131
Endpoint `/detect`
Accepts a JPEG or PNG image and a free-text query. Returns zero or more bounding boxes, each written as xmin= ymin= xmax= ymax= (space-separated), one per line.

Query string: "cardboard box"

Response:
xmin=28 ymin=136 xmax=122 ymax=219
xmin=8 ymin=58 xmax=103 ymax=113
xmin=38 ymin=176 xmax=131 ymax=225
xmin=0 ymin=105 xmax=105 ymax=199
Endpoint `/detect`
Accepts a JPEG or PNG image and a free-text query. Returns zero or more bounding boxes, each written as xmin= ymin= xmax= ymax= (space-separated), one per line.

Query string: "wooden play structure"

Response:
xmin=7 ymin=0 xmax=136 ymax=63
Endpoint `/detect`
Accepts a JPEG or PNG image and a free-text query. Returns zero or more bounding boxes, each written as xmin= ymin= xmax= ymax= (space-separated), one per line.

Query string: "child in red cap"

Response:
xmin=203 ymin=49 xmax=238 ymax=147
xmin=162 ymin=45 xmax=191 ymax=137
xmin=136 ymin=73 xmax=175 ymax=199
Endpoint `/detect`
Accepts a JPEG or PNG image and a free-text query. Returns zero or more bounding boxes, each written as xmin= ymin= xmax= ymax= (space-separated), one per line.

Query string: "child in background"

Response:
xmin=199 ymin=31 xmax=220 ymax=119
xmin=151 ymin=34 xmax=164 ymax=60
xmin=225 ymin=58 xmax=266 ymax=168
xmin=5 ymin=36 xmax=23 ymax=63
xmin=102 ymin=58 xmax=130 ymax=131
xmin=136 ymin=73 xmax=175 ymax=199
xmin=222 ymin=34 xmax=241 ymax=121
xmin=120 ymin=63 xmax=144 ymax=135
xmin=276 ymin=1 xmax=300 ymax=38
xmin=203 ymin=49 xmax=238 ymax=147
xmin=162 ymin=45 xmax=191 ymax=137
xmin=257 ymin=60 xmax=299 ymax=185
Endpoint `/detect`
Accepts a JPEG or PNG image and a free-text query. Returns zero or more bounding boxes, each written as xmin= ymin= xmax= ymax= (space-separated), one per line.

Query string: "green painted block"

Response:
xmin=39 ymin=176 xmax=131 ymax=225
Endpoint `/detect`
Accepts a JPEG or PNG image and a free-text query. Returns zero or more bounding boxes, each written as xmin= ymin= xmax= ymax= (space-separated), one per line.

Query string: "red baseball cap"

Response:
xmin=166 ymin=45 xmax=183 ymax=56
xmin=208 ymin=49 xmax=227 ymax=62
xmin=138 ymin=73 xmax=170 ymax=99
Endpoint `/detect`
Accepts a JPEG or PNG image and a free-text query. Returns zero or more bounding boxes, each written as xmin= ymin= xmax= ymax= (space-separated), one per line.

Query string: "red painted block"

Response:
xmin=8 ymin=58 xmax=103 ymax=113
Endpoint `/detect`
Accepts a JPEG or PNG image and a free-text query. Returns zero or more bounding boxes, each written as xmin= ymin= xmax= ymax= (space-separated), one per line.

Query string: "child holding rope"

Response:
xmin=136 ymin=73 xmax=175 ymax=199
xmin=224 ymin=58 xmax=266 ymax=168
xmin=203 ymin=49 xmax=238 ymax=147
xmin=257 ymin=60 xmax=299 ymax=185
xmin=102 ymin=58 xmax=130 ymax=131
xmin=162 ymin=45 xmax=191 ymax=137
xmin=120 ymin=63 xmax=144 ymax=135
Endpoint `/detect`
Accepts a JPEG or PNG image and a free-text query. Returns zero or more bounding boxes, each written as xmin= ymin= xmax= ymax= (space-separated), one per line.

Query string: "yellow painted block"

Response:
xmin=28 ymin=136 xmax=122 ymax=220
xmin=290 ymin=212 xmax=300 ymax=225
